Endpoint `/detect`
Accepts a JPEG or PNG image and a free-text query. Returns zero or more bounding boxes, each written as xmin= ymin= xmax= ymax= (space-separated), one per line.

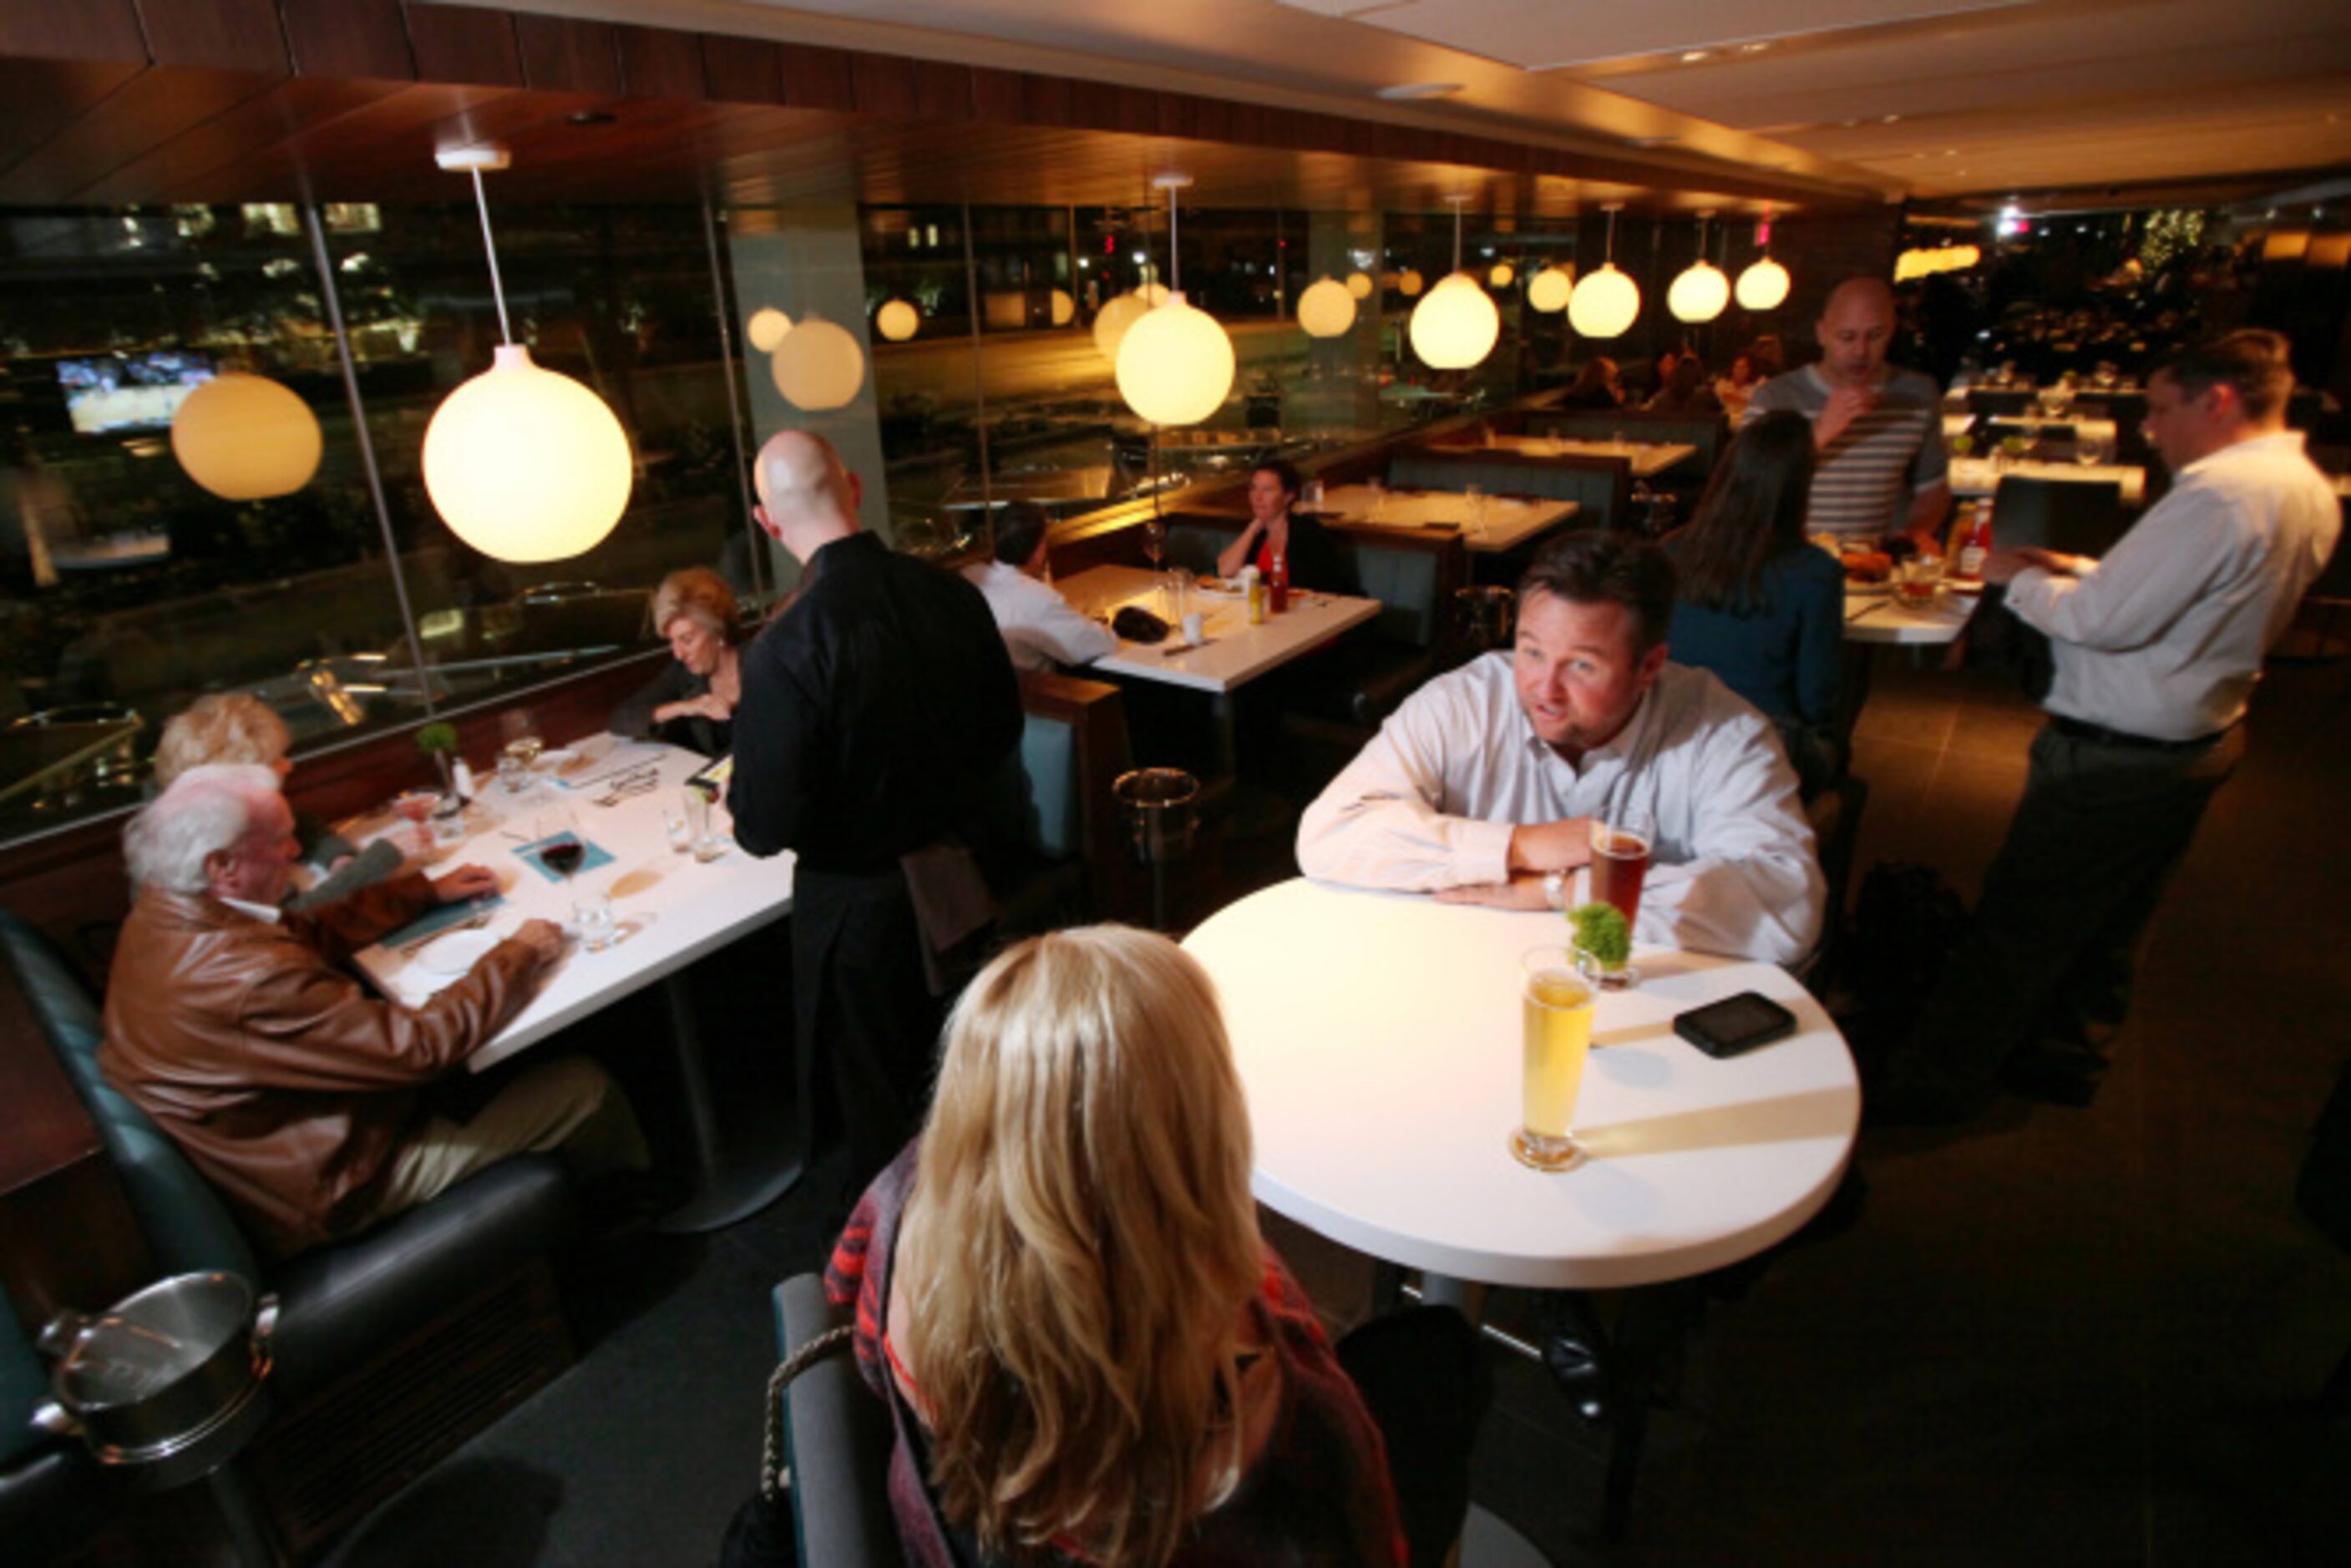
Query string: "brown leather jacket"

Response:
xmin=98 ymin=876 xmax=548 ymax=1257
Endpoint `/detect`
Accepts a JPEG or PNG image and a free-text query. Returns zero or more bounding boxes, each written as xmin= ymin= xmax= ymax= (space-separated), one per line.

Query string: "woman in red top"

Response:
xmin=1214 ymin=458 xmax=1341 ymax=591
xmin=826 ymin=926 xmax=1411 ymax=1567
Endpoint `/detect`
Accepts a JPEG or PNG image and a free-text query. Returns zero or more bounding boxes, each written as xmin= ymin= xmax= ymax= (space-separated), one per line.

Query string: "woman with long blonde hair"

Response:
xmin=823 ymin=925 xmax=1412 ymax=1566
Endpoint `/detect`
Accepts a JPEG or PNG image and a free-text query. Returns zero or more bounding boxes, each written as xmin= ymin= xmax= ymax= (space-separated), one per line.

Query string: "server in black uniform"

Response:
xmin=729 ymin=430 xmax=1023 ymax=1187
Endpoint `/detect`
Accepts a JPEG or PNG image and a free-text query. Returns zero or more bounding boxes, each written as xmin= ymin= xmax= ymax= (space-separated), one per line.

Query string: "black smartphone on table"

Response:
xmin=1673 ymin=992 xmax=1798 ymax=1060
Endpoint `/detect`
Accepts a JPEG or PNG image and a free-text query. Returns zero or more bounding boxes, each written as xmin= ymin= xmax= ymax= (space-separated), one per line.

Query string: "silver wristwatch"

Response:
xmin=1543 ymin=869 xmax=1568 ymax=910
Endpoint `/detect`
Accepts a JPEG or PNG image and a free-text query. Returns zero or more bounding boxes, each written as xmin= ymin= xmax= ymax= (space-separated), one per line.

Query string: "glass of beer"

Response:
xmin=1515 ymin=948 xmax=1595 ymax=1172
xmin=1586 ymin=806 xmax=1653 ymax=990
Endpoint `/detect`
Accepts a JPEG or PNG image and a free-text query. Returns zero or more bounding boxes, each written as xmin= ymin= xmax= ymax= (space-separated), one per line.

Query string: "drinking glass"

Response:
xmin=1462 ymin=483 xmax=1485 ymax=541
xmin=683 ymin=785 xmax=726 ymax=862
xmin=1365 ymin=475 xmax=1386 ymax=521
xmin=1514 ymin=948 xmax=1595 ymax=1172
xmin=661 ymin=796 xmax=694 ymax=854
xmin=499 ymin=708 xmax=544 ymax=793
xmin=535 ymin=803 xmax=584 ymax=884
xmin=1141 ymin=516 xmax=1167 ymax=573
xmin=2075 ymin=431 xmax=2110 ymax=468
xmin=1583 ymin=805 xmax=1653 ymax=990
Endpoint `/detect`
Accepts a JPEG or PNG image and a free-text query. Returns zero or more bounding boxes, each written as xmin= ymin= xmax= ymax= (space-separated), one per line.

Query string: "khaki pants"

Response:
xmin=372 ymin=1055 xmax=650 ymax=1221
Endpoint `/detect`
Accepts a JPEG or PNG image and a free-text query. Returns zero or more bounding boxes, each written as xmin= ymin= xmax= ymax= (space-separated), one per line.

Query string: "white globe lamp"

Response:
xmin=1527 ymin=266 xmax=1573 ymax=313
xmin=1049 ymin=288 xmax=1076 ymax=326
xmin=171 ymin=372 xmax=322 ymax=500
xmin=746 ymin=306 xmax=792 ymax=353
xmin=1409 ymin=272 xmax=1499 ymax=368
xmin=875 ymin=299 xmax=920 ymax=341
xmin=1669 ymin=260 xmax=1730 ymax=323
xmin=1568 ymin=264 xmax=1639 ymax=338
xmin=771 ymin=313 xmax=866 ymax=411
xmin=1487 ymin=262 xmax=1515 ymax=289
xmin=1397 ymin=269 xmax=1425 ymax=298
xmin=1735 ymin=255 xmax=1791 ymax=311
xmin=1092 ymin=290 xmax=1154 ymax=362
xmin=1116 ymin=292 xmax=1234 ymax=427
xmin=424 ymin=344 xmax=632 ymax=562
xmin=1345 ymin=271 xmax=1375 ymax=300
xmin=1296 ymin=276 xmax=1356 ymax=338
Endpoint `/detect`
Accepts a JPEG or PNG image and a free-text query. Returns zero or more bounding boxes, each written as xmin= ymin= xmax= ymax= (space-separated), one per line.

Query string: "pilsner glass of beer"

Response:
xmin=1514 ymin=948 xmax=1595 ymax=1172
xmin=1585 ymin=806 xmax=1653 ymax=990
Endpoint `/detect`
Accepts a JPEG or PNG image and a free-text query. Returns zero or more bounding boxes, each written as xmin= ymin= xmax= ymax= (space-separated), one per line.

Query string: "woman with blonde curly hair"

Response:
xmin=823 ymin=925 xmax=1477 ymax=1566
xmin=610 ymin=566 xmax=742 ymax=757
xmin=150 ymin=693 xmax=418 ymax=909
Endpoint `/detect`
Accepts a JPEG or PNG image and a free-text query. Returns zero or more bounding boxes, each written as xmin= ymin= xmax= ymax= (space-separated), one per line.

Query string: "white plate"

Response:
xmin=418 ymin=928 xmax=499 ymax=975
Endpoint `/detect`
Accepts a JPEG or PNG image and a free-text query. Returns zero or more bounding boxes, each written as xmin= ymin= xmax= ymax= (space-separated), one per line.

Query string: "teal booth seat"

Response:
xmin=2 ymin=1281 xmax=108 ymax=1565
xmin=1017 ymin=709 xmax=1080 ymax=862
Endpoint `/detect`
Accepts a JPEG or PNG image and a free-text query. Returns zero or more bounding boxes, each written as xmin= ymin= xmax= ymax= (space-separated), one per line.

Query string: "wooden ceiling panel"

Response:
xmin=79 ymin=75 xmax=413 ymax=205
xmin=0 ymin=68 xmax=287 ymax=205
xmin=0 ymin=58 xmax=148 ymax=177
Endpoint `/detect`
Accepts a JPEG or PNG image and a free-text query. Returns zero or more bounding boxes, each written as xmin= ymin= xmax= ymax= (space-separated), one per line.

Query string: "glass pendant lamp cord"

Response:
xmin=1452 ymin=200 xmax=1464 ymax=275
xmin=469 ymin=166 xmax=514 ymax=346
xmin=1166 ymin=183 xmax=1182 ymax=292
xmin=1604 ymin=205 xmax=1619 ymax=267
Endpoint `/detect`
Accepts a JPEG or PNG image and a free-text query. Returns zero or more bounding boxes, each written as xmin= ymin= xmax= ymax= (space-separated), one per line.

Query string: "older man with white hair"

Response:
xmin=99 ymin=764 xmax=646 ymax=1257
xmin=730 ymin=429 xmax=1022 ymax=1191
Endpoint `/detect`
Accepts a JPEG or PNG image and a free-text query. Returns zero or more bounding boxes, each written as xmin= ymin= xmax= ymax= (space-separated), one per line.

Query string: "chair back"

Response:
xmin=1989 ymin=478 xmax=2129 ymax=558
xmin=0 ymin=910 xmax=260 ymax=1282
xmin=1330 ymin=533 xmax=1456 ymax=649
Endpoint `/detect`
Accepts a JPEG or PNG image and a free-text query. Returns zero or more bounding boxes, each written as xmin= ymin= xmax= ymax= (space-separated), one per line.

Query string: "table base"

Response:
xmin=653 ymin=971 xmax=804 ymax=1234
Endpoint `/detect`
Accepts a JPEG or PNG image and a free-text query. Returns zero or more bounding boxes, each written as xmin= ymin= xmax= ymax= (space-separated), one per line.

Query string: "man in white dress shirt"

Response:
xmin=1882 ymin=330 xmax=2340 ymax=1120
xmin=960 ymin=502 xmax=1116 ymax=673
xmin=1296 ymin=532 xmax=1826 ymax=968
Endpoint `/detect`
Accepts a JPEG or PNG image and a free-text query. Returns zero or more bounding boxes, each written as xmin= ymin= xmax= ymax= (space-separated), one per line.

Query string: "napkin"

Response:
xmin=514 ymin=835 xmax=617 ymax=883
xmin=376 ymin=895 xmax=507 ymax=952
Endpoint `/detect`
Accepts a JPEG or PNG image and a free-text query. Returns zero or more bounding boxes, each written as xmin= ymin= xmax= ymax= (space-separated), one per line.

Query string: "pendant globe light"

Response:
xmin=171 ymin=371 xmax=322 ymax=500
xmin=1116 ymin=175 xmax=1235 ymax=428
xmin=1397 ymin=268 xmax=1426 ymax=297
xmin=421 ymin=145 xmax=632 ymax=564
xmin=1092 ymin=280 xmax=1168 ymax=363
xmin=875 ymin=298 xmax=920 ymax=341
xmin=1345 ymin=270 xmax=1376 ymax=300
xmin=1735 ymin=207 xmax=1791 ymax=311
xmin=1668 ymin=210 xmax=1730 ymax=324
xmin=746 ymin=306 xmax=792 ymax=353
xmin=1297 ymin=275 xmax=1356 ymax=338
xmin=1487 ymin=261 xmax=1515 ymax=289
xmin=1049 ymin=288 xmax=1076 ymax=326
xmin=1408 ymin=197 xmax=1499 ymax=370
xmin=1567 ymin=203 xmax=1640 ymax=340
xmin=1527 ymin=265 xmax=1573 ymax=313
xmin=771 ymin=311 xmax=866 ymax=410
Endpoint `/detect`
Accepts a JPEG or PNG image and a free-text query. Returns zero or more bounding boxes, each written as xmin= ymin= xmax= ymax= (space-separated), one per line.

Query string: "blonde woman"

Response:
xmin=610 ymin=567 xmax=742 ymax=757
xmin=823 ymin=926 xmax=1448 ymax=1566
xmin=151 ymin=693 xmax=417 ymax=910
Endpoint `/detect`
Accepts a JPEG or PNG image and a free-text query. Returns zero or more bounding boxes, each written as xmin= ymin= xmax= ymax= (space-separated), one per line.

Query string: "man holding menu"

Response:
xmin=731 ymin=430 xmax=1022 ymax=1188
xmin=1297 ymin=532 xmax=1825 ymax=968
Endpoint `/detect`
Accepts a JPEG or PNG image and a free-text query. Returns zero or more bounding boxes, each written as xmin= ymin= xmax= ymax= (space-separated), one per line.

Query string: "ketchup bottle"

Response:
xmin=1269 ymin=549 xmax=1290 ymax=614
xmin=1953 ymin=499 xmax=1994 ymax=582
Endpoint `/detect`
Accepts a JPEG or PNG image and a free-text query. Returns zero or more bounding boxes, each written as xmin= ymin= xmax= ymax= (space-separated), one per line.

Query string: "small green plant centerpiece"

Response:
xmin=1948 ymin=432 xmax=1975 ymax=458
xmin=1568 ymin=901 xmax=1635 ymax=990
xmin=416 ymin=721 xmax=459 ymax=797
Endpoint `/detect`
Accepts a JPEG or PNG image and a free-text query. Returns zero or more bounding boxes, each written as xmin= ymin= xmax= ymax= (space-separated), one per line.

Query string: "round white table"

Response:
xmin=1183 ymin=878 xmax=1860 ymax=1291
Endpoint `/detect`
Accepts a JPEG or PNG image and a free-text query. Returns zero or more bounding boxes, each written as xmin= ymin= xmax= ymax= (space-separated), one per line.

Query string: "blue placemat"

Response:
xmin=377 ymin=895 xmax=506 ymax=952
xmin=514 ymin=834 xmax=616 ymax=883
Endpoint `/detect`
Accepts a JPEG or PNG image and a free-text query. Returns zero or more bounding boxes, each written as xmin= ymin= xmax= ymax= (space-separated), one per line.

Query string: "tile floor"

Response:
xmin=320 ymin=650 xmax=2351 ymax=1567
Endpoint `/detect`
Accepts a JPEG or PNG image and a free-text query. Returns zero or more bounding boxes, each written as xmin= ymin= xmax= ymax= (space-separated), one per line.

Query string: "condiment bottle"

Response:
xmin=1953 ymin=498 xmax=1994 ymax=582
xmin=1269 ymin=549 xmax=1290 ymax=615
xmin=1240 ymin=564 xmax=1264 ymax=624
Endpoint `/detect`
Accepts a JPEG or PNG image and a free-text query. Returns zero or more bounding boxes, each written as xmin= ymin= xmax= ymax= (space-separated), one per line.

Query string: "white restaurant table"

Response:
xmin=1948 ymin=454 xmax=2146 ymax=506
xmin=1483 ymin=434 xmax=1695 ymax=478
xmin=1943 ymin=412 xmax=2117 ymax=445
xmin=1183 ymin=879 xmax=1858 ymax=1292
xmin=1056 ymin=564 xmax=1381 ymax=694
xmin=348 ymin=739 xmax=799 ymax=1231
xmin=1313 ymin=483 xmax=1579 ymax=554
xmin=1842 ymin=580 xmax=1979 ymax=645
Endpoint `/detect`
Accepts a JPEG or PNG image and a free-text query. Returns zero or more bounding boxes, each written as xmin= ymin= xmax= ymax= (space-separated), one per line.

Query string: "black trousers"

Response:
xmin=791 ymin=866 xmax=947 ymax=1191
xmin=1337 ymin=1305 xmax=1491 ymax=1568
xmin=1896 ymin=718 xmax=2244 ymax=1102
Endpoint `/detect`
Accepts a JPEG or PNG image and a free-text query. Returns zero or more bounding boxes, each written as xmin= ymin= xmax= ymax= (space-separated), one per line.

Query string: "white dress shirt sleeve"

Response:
xmin=1634 ymin=705 xmax=1827 ymax=969
xmin=2004 ymin=485 xmax=2227 ymax=651
xmin=1295 ymin=686 xmax=1516 ymax=891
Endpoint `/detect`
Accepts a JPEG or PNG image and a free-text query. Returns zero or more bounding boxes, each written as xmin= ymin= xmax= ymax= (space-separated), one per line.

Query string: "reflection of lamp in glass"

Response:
xmin=421 ymin=145 xmax=631 ymax=564
xmin=875 ymin=299 xmax=920 ymax=341
xmin=171 ymin=372 xmax=322 ymax=499
xmin=771 ymin=311 xmax=866 ymax=410
xmin=1092 ymin=281 xmax=1168 ymax=362
xmin=1528 ymin=266 xmax=1573 ymax=313
xmin=1735 ymin=206 xmax=1791 ymax=311
xmin=1050 ymin=288 xmax=1076 ymax=326
xmin=1115 ymin=173 xmax=1235 ymax=428
xmin=1488 ymin=261 xmax=1515 ymax=289
xmin=1409 ymin=197 xmax=1498 ymax=370
xmin=1568 ymin=203 xmax=1640 ymax=339
xmin=747 ymin=306 xmax=792 ymax=352
xmin=1397 ymin=269 xmax=1426 ymax=297
xmin=1345 ymin=271 xmax=1375 ymax=300
xmin=1297 ymin=275 xmax=1356 ymax=338
xmin=1668 ymin=210 xmax=1730 ymax=323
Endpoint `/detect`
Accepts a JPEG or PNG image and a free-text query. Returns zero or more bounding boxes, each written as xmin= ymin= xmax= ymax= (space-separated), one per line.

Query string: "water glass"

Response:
xmin=1462 ymin=483 xmax=1485 ymax=539
xmin=661 ymin=797 xmax=693 ymax=854
xmin=573 ymin=890 xmax=616 ymax=952
xmin=2075 ymin=432 xmax=2110 ymax=468
xmin=683 ymin=786 xmax=726 ymax=862
xmin=1366 ymin=476 xmax=1386 ymax=521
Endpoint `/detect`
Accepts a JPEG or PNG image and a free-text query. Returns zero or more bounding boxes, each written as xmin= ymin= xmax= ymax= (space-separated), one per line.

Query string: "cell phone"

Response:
xmin=1673 ymin=992 xmax=1798 ymax=1060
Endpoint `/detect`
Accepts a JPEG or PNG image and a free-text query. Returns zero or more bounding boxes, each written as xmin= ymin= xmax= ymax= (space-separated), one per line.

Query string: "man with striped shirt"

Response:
xmin=1744 ymin=276 xmax=1951 ymax=554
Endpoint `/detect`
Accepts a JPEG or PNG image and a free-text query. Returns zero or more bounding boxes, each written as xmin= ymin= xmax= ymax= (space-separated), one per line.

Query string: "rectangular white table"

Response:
xmin=1314 ymin=483 xmax=1579 ymax=554
xmin=1943 ymin=412 xmax=2117 ymax=445
xmin=1948 ymin=455 xmax=2146 ymax=506
xmin=1058 ymin=563 xmax=1382 ymax=776
xmin=347 ymin=739 xmax=799 ymax=1231
xmin=1484 ymin=434 xmax=1695 ymax=478
xmin=1842 ymin=581 xmax=1979 ymax=645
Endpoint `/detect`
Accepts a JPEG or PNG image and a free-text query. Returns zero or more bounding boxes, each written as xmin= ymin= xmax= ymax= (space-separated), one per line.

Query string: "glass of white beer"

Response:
xmin=1514 ymin=948 xmax=1596 ymax=1172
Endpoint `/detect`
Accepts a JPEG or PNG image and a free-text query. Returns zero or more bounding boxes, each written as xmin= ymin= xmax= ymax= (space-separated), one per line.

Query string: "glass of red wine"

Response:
xmin=535 ymin=805 xmax=585 ymax=883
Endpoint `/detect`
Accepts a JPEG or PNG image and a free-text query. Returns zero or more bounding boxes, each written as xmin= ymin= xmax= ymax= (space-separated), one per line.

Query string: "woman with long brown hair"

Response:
xmin=1664 ymin=409 xmax=1846 ymax=793
xmin=823 ymin=925 xmax=1444 ymax=1566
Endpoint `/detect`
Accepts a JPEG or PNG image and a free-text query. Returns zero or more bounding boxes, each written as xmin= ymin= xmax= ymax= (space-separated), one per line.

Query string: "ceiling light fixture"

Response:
xmin=746 ymin=306 xmax=792 ymax=353
xmin=421 ymin=144 xmax=631 ymax=563
xmin=1669 ymin=210 xmax=1730 ymax=323
xmin=1528 ymin=263 xmax=1573 ymax=313
xmin=875 ymin=299 xmax=920 ymax=341
xmin=1297 ymin=275 xmax=1357 ymax=338
xmin=1735 ymin=205 xmax=1791 ymax=311
xmin=1114 ymin=174 xmax=1235 ymax=427
xmin=770 ymin=311 xmax=866 ymax=410
xmin=1409 ymin=197 xmax=1501 ymax=370
xmin=1568 ymin=203 xmax=1639 ymax=339
xmin=1345 ymin=270 xmax=1376 ymax=301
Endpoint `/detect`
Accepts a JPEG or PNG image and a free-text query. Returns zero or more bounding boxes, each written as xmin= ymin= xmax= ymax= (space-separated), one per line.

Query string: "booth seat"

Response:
xmin=0 ymin=908 xmax=581 ymax=1559
xmin=997 ymin=670 xmax=1132 ymax=933
xmin=1 ymin=1282 xmax=107 ymax=1567
xmin=772 ymin=1272 xmax=904 ymax=1568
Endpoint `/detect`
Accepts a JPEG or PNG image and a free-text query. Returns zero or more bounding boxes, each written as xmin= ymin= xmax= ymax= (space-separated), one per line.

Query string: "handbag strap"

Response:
xmin=761 ymin=1322 xmax=859 ymax=1502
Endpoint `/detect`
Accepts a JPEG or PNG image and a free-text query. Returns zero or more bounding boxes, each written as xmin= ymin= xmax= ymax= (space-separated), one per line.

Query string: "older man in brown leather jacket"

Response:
xmin=99 ymin=764 xmax=646 ymax=1257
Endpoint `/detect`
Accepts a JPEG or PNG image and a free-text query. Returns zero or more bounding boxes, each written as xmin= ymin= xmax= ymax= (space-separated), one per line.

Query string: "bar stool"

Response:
xmin=1112 ymin=766 xmax=1198 ymax=932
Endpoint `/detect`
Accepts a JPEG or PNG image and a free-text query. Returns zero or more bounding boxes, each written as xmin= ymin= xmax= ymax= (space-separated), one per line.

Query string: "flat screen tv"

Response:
xmin=57 ymin=351 xmax=215 ymax=435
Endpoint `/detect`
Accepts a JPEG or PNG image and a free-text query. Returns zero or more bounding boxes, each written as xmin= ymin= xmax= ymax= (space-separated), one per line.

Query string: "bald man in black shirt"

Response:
xmin=731 ymin=430 xmax=1022 ymax=1186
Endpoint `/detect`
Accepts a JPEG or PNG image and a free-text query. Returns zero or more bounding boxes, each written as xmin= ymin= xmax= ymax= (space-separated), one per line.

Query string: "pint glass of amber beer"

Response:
xmin=1585 ymin=806 xmax=1652 ymax=989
